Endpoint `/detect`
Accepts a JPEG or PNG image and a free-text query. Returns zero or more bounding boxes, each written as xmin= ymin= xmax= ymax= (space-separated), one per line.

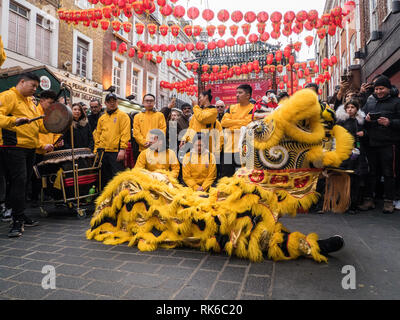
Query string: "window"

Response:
xmin=116 ymin=13 xmax=129 ymax=40
xmin=369 ymin=0 xmax=378 ymax=33
xmin=132 ymin=16 xmax=144 ymax=45
xmin=147 ymin=76 xmax=155 ymax=94
xmin=113 ymin=58 xmax=123 ymax=96
xmin=387 ymin=0 xmax=392 ymax=12
xmin=36 ymin=15 xmax=51 ymax=64
xmin=131 ymin=68 xmax=142 ymax=102
xmin=75 ymin=0 xmax=93 ymax=10
xmin=76 ymin=38 xmax=89 ymax=78
xmin=8 ymin=2 xmax=29 ymax=55
xmin=349 ymin=35 xmax=356 ymax=65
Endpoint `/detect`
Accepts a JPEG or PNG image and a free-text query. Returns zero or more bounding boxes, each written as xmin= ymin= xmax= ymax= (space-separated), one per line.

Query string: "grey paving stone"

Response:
xmin=109 ymin=245 xmax=139 ymax=254
xmin=56 ymin=264 xmax=92 ymax=277
xmin=31 ymin=245 xmax=63 ymax=253
xmin=0 ymin=279 xmax=17 ymax=293
xmin=171 ymin=250 xmax=208 ymax=259
xmin=179 ymin=259 xmax=203 ymax=268
xmin=228 ymin=257 xmax=251 ymax=266
xmin=157 ymin=266 xmax=194 ymax=280
xmin=160 ymin=278 xmax=186 ymax=291
xmin=83 ymin=258 xmax=125 ymax=270
xmin=1 ymin=248 xmax=34 ymax=258
xmin=248 ymin=261 xmax=273 ymax=276
xmin=39 ymin=232 xmax=65 ymax=239
xmin=56 ymin=247 xmax=91 ymax=257
xmin=3 ymin=283 xmax=49 ymax=300
xmin=113 ymin=253 xmax=150 ymax=263
xmin=174 ymin=286 xmax=209 ymax=300
xmin=21 ymin=260 xmax=61 ymax=272
xmin=44 ymin=289 xmax=98 ymax=300
xmin=208 ymin=281 xmax=241 ymax=300
xmin=219 ymin=266 xmax=247 ymax=283
xmin=51 ymin=255 xmax=93 ymax=266
xmin=187 ymin=270 xmax=219 ymax=289
xmin=83 ymin=269 xmax=129 ymax=282
xmin=118 ymin=262 xmax=160 ymax=274
xmin=244 ymin=275 xmax=271 ymax=296
xmin=123 ymin=287 xmax=174 ymax=300
xmin=9 ymin=270 xmax=44 ymax=285
xmin=200 ymin=256 xmax=228 ymax=271
xmin=2 ymin=240 xmax=39 ymax=250
xmin=23 ymin=252 xmax=62 ymax=261
xmin=83 ymin=250 xmax=119 ymax=259
xmin=240 ymin=293 xmax=267 ymax=300
xmin=82 ymin=280 xmax=131 ymax=297
xmin=56 ymin=240 xmax=91 ymax=247
xmin=147 ymin=256 xmax=183 ymax=265
xmin=120 ymin=273 xmax=167 ymax=288
xmin=61 ymin=235 xmax=87 ymax=241
xmin=81 ymin=242 xmax=115 ymax=250
xmin=0 ymin=256 xmax=31 ymax=268
xmin=0 ymin=266 xmax=23 ymax=279
xmin=55 ymin=275 xmax=92 ymax=290
xmin=136 ymin=249 xmax=174 ymax=256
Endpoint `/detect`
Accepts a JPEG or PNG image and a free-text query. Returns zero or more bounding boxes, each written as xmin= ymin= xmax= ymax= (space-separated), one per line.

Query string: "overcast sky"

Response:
xmin=183 ymin=0 xmax=327 ymax=60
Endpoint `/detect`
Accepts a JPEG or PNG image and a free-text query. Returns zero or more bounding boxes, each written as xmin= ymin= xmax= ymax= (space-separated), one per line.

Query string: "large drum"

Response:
xmin=36 ymin=148 xmax=96 ymax=200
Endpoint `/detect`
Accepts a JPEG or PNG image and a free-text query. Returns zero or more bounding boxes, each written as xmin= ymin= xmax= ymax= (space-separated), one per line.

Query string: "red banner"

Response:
xmin=206 ymin=81 xmax=270 ymax=106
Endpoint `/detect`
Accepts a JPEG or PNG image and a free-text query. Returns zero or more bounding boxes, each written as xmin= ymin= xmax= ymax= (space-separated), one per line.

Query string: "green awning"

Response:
xmin=0 ymin=65 xmax=64 ymax=97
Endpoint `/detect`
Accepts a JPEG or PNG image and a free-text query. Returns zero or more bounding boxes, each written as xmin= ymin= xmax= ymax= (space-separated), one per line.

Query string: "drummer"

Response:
xmin=0 ymin=72 xmax=48 ymax=237
xmin=31 ymin=90 xmax=61 ymax=207
xmin=94 ymin=92 xmax=131 ymax=187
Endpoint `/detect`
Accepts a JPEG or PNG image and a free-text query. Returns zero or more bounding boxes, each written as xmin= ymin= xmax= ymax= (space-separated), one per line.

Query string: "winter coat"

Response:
xmin=362 ymin=94 xmax=400 ymax=147
xmin=63 ymin=118 xmax=94 ymax=151
xmin=336 ymin=106 xmax=368 ymax=174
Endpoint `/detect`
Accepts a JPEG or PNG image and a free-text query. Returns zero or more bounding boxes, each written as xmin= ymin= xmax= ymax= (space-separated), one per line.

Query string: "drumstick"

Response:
xmin=15 ymin=115 xmax=44 ymax=126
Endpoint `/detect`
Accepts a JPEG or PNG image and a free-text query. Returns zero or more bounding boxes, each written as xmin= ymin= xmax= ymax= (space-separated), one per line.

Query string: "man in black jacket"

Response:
xmin=359 ymin=76 xmax=400 ymax=213
xmin=88 ymin=99 xmax=103 ymax=134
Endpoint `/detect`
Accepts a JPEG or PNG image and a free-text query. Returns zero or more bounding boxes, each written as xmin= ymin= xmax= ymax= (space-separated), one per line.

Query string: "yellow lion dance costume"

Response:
xmin=86 ymin=89 xmax=353 ymax=263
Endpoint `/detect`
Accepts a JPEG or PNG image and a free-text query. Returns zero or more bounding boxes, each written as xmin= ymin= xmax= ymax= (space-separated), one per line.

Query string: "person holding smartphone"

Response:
xmin=359 ymin=76 xmax=400 ymax=214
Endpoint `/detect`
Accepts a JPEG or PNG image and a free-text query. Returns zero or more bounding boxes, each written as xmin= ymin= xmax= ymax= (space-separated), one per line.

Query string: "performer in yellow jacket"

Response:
xmin=221 ymin=84 xmax=254 ymax=177
xmin=133 ymin=94 xmax=166 ymax=152
xmin=0 ymin=73 xmax=47 ymax=237
xmin=181 ymin=89 xmax=223 ymax=156
xmin=94 ymin=93 xmax=131 ymax=187
xmin=182 ymin=133 xmax=217 ymax=192
xmin=135 ymin=129 xmax=180 ymax=179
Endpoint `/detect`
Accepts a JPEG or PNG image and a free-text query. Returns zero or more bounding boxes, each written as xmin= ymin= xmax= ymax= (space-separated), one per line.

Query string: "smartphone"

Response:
xmin=341 ymin=75 xmax=348 ymax=82
xmin=369 ymin=112 xmax=381 ymax=121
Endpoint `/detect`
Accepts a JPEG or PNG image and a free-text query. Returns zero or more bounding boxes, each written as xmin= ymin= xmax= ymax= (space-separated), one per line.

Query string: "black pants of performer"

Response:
xmin=365 ymin=145 xmax=397 ymax=201
xmin=0 ymin=147 xmax=35 ymax=221
xmin=101 ymin=152 xmax=125 ymax=189
xmin=220 ymin=152 xmax=241 ymax=178
xmin=31 ymin=154 xmax=43 ymax=201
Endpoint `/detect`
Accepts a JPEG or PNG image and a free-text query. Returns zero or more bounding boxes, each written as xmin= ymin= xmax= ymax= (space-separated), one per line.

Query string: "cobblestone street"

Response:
xmin=0 ymin=205 xmax=399 ymax=300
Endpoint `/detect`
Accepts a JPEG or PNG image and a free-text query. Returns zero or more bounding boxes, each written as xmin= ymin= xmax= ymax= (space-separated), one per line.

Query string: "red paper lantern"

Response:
xmin=308 ymin=9 xmax=319 ymax=22
xmin=145 ymin=52 xmax=153 ymax=61
xmin=135 ymin=23 xmax=145 ymax=34
xmin=266 ymin=54 xmax=274 ymax=65
xmin=202 ymin=64 xmax=210 ymax=72
xmin=305 ymin=36 xmax=314 ymax=47
xmin=173 ymin=5 xmax=185 ymax=19
xmin=227 ymin=38 xmax=236 ymax=47
xmin=277 ymin=64 xmax=284 ymax=73
xmin=275 ymin=50 xmax=283 ymax=62
xmin=111 ymin=20 xmax=121 ymax=32
xmin=193 ymin=25 xmax=202 ymax=36
xmin=237 ymin=36 xmax=246 ymax=46
xmin=111 ymin=6 xmax=120 ymax=17
xmin=257 ymin=23 xmax=266 ymax=34
xmin=187 ymin=7 xmax=200 ymax=20
xmin=202 ymin=9 xmax=214 ymax=22
xmin=304 ymin=68 xmax=310 ymax=76
xmin=293 ymin=42 xmax=302 ymax=52
xmin=91 ymin=20 xmax=99 ymax=28
xmin=241 ymin=24 xmax=251 ymax=36
xmin=230 ymin=25 xmax=239 ymax=37
xmin=196 ymin=42 xmax=205 ymax=51
xmin=152 ymin=44 xmax=160 ymax=53
xmin=206 ymin=25 xmax=216 ymax=37
xmin=317 ymin=28 xmax=326 ymax=39
xmin=328 ymin=25 xmax=336 ymax=36
xmin=100 ymin=20 xmax=110 ymax=30
xmin=217 ymin=25 xmax=226 ymax=37
xmin=289 ymin=55 xmax=295 ymax=66
xmin=296 ymin=10 xmax=308 ymax=22
xmin=271 ymin=11 xmax=282 ymax=23
xmin=231 ymin=10 xmax=243 ymax=23
xmin=284 ymin=11 xmax=295 ymax=23
xmin=279 ymin=82 xmax=285 ymax=90
xmin=157 ymin=0 xmax=166 ymax=6
xmin=309 ymin=60 xmax=315 ymax=68
xmin=321 ymin=14 xmax=331 ymax=25
xmin=174 ymin=59 xmax=181 ymax=68
xmin=283 ymin=75 xmax=289 ymax=83
xmin=185 ymin=43 xmax=195 ymax=52
xmin=249 ymin=33 xmax=258 ymax=43
xmin=147 ymin=23 xmax=157 ymax=35
xmin=260 ymin=32 xmax=270 ymax=42
xmin=159 ymin=25 xmax=169 ymax=36
xmin=207 ymin=41 xmax=217 ymax=50
xmin=257 ymin=11 xmax=269 ymax=23
xmin=160 ymin=4 xmax=172 ymax=16
xmin=185 ymin=62 xmax=192 ymax=71
xmin=118 ymin=42 xmax=127 ymax=54
xmin=217 ymin=9 xmax=230 ymax=22
xmin=166 ymin=59 xmax=173 ymax=67
xmin=183 ymin=25 xmax=193 ymax=37
xmin=271 ymin=30 xmax=280 ymax=39
xmin=330 ymin=55 xmax=338 ymax=65
xmin=212 ymin=65 xmax=219 ymax=73
xmin=176 ymin=43 xmax=185 ymax=52
xmin=110 ymin=40 xmax=117 ymax=51
xmin=170 ymin=25 xmax=180 ymax=37
xmin=217 ymin=39 xmax=226 ymax=48
xmin=168 ymin=44 xmax=176 ymax=52
xmin=304 ymin=21 xmax=314 ymax=31
xmin=244 ymin=11 xmax=256 ymax=23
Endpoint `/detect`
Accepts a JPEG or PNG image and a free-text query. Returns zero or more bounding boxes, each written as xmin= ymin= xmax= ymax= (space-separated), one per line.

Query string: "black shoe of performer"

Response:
xmin=317 ymin=235 xmax=345 ymax=256
xmin=8 ymin=220 xmax=24 ymax=238
xmin=21 ymin=214 xmax=39 ymax=227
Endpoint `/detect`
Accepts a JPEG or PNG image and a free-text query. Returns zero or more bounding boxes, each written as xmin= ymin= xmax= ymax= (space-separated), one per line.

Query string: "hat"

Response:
xmin=374 ymin=76 xmax=392 ymax=89
xmin=105 ymin=92 xmax=117 ymax=101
